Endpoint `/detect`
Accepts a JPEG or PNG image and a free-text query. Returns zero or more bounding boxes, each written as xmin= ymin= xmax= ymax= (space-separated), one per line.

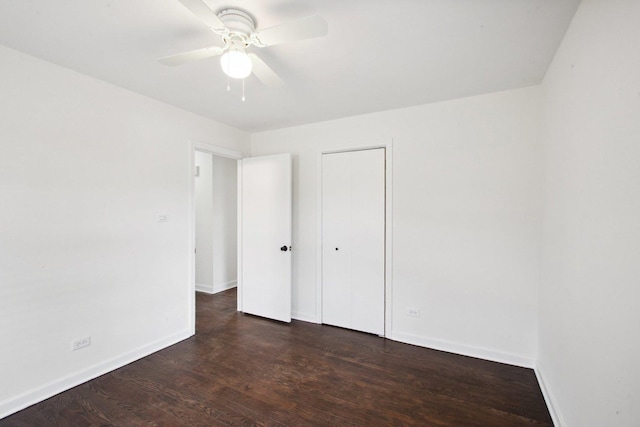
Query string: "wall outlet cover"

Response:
xmin=72 ymin=336 xmax=91 ymax=351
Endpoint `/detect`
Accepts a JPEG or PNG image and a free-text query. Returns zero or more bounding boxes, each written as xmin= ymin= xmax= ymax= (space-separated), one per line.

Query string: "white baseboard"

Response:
xmin=389 ymin=331 xmax=535 ymax=368
xmin=195 ymin=283 xmax=212 ymax=293
xmin=0 ymin=329 xmax=193 ymax=420
xmin=535 ymin=365 xmax=564 ymax=427
xmin=212 ymin=280 xmax=237 ymax=294
xmin=196 ymin=280 xmax=237 ymax=295
xmin=292 ymin=311 xmax=320 ymax=324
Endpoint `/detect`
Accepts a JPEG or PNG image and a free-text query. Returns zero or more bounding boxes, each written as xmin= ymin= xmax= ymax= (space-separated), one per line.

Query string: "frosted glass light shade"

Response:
xmin=220 ymin=49 xmax=253 ymax=79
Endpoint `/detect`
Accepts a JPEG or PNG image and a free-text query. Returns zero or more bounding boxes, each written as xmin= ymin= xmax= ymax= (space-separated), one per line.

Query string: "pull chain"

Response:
xmin=242 ymin=78 xmax=246 ymax=102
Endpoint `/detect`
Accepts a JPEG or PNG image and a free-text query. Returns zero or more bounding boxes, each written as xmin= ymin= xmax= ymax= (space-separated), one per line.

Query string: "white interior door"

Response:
xmin=322 ymin=148 xmax=385 ymax=335
xmin=240 ymin=153 xmax=292 ymax=322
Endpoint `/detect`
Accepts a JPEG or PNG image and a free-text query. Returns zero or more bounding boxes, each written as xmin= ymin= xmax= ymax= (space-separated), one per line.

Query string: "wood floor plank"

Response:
xmin=1 ymin=288 xmax=552 ymax=426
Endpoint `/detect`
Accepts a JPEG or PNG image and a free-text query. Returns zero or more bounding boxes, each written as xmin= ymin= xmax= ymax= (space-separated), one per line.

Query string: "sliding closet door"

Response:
xmin=322 ymin=148 xmax=385 ymax=335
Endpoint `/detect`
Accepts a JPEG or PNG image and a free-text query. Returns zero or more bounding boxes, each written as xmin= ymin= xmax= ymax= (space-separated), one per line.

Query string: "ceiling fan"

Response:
xmin=159 ymin=0 xmax=328 ymax=99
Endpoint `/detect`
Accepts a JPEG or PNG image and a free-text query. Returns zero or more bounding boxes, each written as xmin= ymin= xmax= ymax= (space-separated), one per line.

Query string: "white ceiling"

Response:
xmin=0 ymin=0 xmax=580 ymax=132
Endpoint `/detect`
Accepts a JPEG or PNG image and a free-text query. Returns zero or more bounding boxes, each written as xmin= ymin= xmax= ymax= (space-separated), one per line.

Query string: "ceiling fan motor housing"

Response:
xmin=217 ymin=9 xmax=255 ymax=48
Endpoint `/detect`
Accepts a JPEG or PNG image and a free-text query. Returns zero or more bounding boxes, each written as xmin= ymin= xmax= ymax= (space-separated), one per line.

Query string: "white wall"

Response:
xmin=538 ymin=1 xmax=640 ymax=426
xmin=8 ymin=2 xmax=638 ymax=421
xmin=251 ymin=86 xmax=542 ymax=366
xmin=195 ymin=151 xmax=214 ymax=288
xmin=211 ymin=155 xmax=237 ymax=291
xmin=0 ymin=44 xmax=249 ymax=418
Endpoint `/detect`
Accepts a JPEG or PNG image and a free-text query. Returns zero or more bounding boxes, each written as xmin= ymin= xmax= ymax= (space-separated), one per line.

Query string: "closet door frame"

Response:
xmin=316 ymin=139 xmax=393 ymax=337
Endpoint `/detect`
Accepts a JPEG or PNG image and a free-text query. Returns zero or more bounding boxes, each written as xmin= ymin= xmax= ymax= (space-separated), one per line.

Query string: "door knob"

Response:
xmin=280 ymin=245 xmax=288 ymax=252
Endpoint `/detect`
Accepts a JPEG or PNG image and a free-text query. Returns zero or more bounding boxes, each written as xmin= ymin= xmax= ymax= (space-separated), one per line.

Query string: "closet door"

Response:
xmin=322 ymin=149 xmax=385 ymax=335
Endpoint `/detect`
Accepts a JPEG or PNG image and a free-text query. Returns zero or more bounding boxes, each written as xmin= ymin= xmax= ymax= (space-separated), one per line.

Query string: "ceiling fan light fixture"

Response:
xmin=220 ymin=48 xmax=253 ymax=79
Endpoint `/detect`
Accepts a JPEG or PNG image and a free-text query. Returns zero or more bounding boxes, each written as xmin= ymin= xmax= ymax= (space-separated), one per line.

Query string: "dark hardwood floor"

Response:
xmin=2 ymin=288 xmax=552 ymax=426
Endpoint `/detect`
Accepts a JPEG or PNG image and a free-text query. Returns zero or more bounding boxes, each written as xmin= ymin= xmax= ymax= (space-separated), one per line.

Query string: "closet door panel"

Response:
xmin=321 ymin=152 xmax=352 ymax=328
xmin=351 ymin=149 xmax=385 ymax=335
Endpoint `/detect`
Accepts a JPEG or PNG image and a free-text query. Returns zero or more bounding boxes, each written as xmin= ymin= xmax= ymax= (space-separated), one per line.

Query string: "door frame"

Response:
xmin=188 ymin=140 xmax=243 ymax=335
xmin=316 ymin=139 xmax=393 ymax=336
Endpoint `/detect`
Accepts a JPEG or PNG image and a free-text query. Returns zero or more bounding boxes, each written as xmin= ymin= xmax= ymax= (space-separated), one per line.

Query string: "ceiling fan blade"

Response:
xmin=248 ymin=53 xmax=284 ymax=87
xmin=178 ymin=0 xmax=225 ymax=32
xmin=251 ymin=15 xmax=327 ymax=47
xmin=158 ymin=46 xmax=224 ymax=66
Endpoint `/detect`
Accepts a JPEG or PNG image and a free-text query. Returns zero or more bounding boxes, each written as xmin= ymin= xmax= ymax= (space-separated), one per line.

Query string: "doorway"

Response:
xmin=189 ymin=142 xmax=243 ymax=334
xmin=194 ymin=151 xmax=238 ymax=294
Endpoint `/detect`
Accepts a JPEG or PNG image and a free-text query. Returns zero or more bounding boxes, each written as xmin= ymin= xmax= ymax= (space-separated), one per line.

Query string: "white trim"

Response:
xmin=316 ymin=139 xmax=394 ymax=335
xmin=0 ymin=329 xmax=192 ymax=419
xmin=389 ymin=331 xmax=535 ymax=369
xmin=292 ymin=311 xmax=321 ymax=324
xmin=195 ymin=283 xmax=212 ymax=293
xmin=315 ymin=152 xmax=323 ymax=323
xmin=535 ymin=364 xmax=564 ymax=427
xmin=196 ymin=280 xmax=237 ymax=295
xmin=192 ymin=141 xmax=244 ymax=160
xmin=189 ymin=140 xmax=244 ymax=323
xmin=188 ymin=145 xmax=196 ymax=335
xmin=384 ymin=142 xmax=394 ymax=338
xmin=236 ymin=159 xmax=243 ymax=312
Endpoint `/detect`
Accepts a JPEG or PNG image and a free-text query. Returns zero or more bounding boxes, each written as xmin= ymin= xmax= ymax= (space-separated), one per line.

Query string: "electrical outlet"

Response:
xmin=407 ymin=308 xmax=420 ymax=317
xmin=72 ymin=336 xmax=91 ymax=351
